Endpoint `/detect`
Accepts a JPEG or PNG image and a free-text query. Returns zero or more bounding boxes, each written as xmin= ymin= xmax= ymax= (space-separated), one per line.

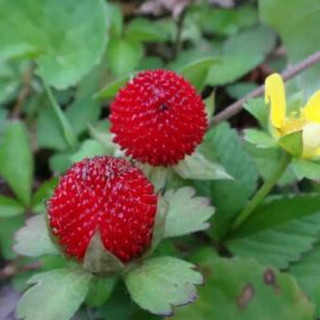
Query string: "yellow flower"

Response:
xmin=265 ymin=73 xmax=320 ymax=158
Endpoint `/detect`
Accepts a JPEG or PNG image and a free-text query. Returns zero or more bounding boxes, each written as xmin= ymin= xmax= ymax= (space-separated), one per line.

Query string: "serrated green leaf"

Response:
xmin=70 ymin=140 xmax=106 ymax=164
xmin=228 ymin=195 xmax=320 ymax=268
xmin=173 ymin=151 xmax=232 ymax=181
xmin=126 ymin=18 xmax=168 ymax=42
xmin=0 ymin=121 xmax=33 ymax=206
xmin=125 ymin=256 xmax=203 ymax=316
xmin=208 ymin=123 xmax=259 ymax=239
xmin=206 ymin=25 xmax=276 ymax=86
xmin=17 ymin=268 xmax=92 ymax=320
xmin=244 ymin=97 xmax=269 ymax=129
xmin=0 ymin=195 xmax=24 ymax=218
xmin=244 ymin=129 xmax=277 ymax=148
xmin=259 ymin=0 xmax=320 ymax=96
xmin=245 ymin=143 xmax=296 ymax=186
xmin=163 ymin=187 xmax=214 ymax=238
xmin=86 ymin=277 xmax=118 ymax=308
xmin=0 ymin=215 xmax=24 ymax=259
xmin=290 ymin=243 xmax=320 ymax=318
xmin=291 ymin=159 xmax=320 ymax=180
xmin=226 ymin=82 xmax=258 ymax=99
xmin=97 ymin=75 xmax=131 ymax=100
xmin=107 ymin=38 xmax=143 ymax=77
xmin=0 ymin=0 xmax=108 ymax=88
xmin=180 ymin=57 xmax=219 ymax=90
xmin=172 ymin=257 xmax=315 ymax=320
xmin=31 ymin=178 xmax=58 ymax=214
xmin=13 ymin=215 xmax=59 ymax=257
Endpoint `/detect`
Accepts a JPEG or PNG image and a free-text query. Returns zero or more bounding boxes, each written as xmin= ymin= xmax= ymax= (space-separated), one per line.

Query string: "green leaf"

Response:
xmin=13 ymin=215 xmax=59 ymax=257
xmin=70 ymin=140 xmax=107 ymax=164
xmin=97 ymin=75 xmax=131 ymax=100
xmin=107 ymin=3 xmax=123 ymax=37
xmin=226 ymin=82 xmax=258 ymax=99
xmin=125 ymin=256 xmax=203 ymax=316
xmin=290 ymin=243 xmax=320 ymax=318
xmin=245 ymin=143 xmax=296 ymax=186
xmin=228 ymin=195 xmax=320 ymax=268
xmin=17 ymin=268 xmax=92 ymax=320
xmin=180 ymin=57 xmax=219 ymax=90
xmin=107 ymin=38 xmax=143 ymax=77
xmin=173 ymin=151 xmax=232 ymax=181
xmin=192 ymin=4 xmax=258 ymax=36
xmin=31 ymin=178 xmax=58 ymax=214
xmin=206 ymin=25 xmax=276 ymax=86
xmin=172 ymin=257 xmax=315 ymax=320
xmin=291 ymin=159 xmax=320 ymax=180
xmin=0 ymin=195 xmax=24 ymax=218
xmin=279 ymin=131 xmax=303 ymax=158
xmin=0 ymin=216 xmax=24 ymax=259
xmin=126 ymin=18 xmax=168 ymax=42
xmin=208 ymin=123 xmax=259 ymax=239
xmin=0 ymin=0 xmax=108 ymax=88
xmin=86 ymin=277 xmax=118 ymax=308
xmin=259 ymin=0 xmax=320 ymax=96
xmin=37 ymin=95 xmax=68 ymax=151
xmin=244 ymin=97 xmax=269 ymax=129
xmin=163 ymin=187 xmax=214 ymax=238
xmin=244 ymin=129 xmax=277 ymax=148
xmin=0 ymin=121 xmax=33 ymax=206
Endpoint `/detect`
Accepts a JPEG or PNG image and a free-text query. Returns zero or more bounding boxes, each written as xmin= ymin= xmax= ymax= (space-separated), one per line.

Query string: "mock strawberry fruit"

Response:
xmin=47 ymin=156 xmax=158 ymax=263
xmin=110 ymin=69 xmax=208 ymax=166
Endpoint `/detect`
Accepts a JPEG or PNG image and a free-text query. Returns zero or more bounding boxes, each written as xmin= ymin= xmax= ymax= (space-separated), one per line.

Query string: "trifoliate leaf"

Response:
xmin=13 ymin=215 xmax=59 ymax=257
xmin=0 ymin=195 xmax=24 ymax=218
xmin=163 ymin=187 xmax=214 ymax=238
xmin=17 ymin=268 xmax=92 ymax=320
xmin=125 ymin=256 xmax=203 ymax=316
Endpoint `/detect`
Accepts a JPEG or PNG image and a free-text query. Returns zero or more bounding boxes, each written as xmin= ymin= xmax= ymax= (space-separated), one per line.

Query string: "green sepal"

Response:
xmin=279 ymin=131 xmax=303 ymax=158
xmin=291 ymin=159 xmax=320 ymax=180
xmin=142 ymin=196 xmax=168 ymax=258
xmin=83 ymin=231 xmax=125 ymax=276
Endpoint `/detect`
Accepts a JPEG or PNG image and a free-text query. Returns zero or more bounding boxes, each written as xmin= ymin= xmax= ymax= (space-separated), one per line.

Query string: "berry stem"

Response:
xmin=231 ymin=152 xmax=292 ymax=231
xmin=43 ymin=80 xmax=78 ymax=149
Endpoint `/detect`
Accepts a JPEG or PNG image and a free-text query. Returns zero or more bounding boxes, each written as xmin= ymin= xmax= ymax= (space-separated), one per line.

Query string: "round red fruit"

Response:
xmin=110 ymin=69 xmax=208 ymax=166
xmin=47 ymin=156 xmax=157 ymax=263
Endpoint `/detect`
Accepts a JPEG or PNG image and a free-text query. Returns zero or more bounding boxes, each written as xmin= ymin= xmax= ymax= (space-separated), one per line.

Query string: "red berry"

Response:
xmin=110 ymin=69 xmax=208 ymax=166
xmin=47 ymin=156 xmax=157 ymax=263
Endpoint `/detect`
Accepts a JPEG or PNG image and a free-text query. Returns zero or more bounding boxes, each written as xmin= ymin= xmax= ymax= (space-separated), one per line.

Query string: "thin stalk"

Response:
xmin=231 ymin=152 xmax=292 ymax=231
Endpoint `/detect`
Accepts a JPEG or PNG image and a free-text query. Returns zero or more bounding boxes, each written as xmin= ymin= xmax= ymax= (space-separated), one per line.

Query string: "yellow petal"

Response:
xmin=303 ymin=90 xmax=320 ymax=122
xmin=265 ymin=73 xmax=286 ymax=129
xmin=302 ymin=122 xmax=320 ymax=158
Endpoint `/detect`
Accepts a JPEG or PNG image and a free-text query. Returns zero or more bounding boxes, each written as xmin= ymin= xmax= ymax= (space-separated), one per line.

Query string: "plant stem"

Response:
xmin=211 ymin=50 xmax=320 ymax=126
xmin=231 ymin=152 xmax=292 ymax=231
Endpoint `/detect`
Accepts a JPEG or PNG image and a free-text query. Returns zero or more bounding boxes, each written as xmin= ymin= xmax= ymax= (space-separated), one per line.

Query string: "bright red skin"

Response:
xmin=47 ymin=157 xmax=157 ymax=263
xmin=110 ymin=69 xmax=208 ymax=166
